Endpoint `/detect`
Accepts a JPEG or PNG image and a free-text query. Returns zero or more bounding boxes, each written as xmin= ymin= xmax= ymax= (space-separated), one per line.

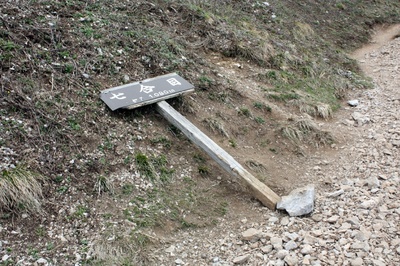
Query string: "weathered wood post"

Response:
xmin=100 ymin=73 xmax=280 ymax=209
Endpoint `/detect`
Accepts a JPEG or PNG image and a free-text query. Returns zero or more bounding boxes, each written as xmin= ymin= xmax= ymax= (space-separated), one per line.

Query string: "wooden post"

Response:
xmin=156 ymin=100 xmax=281 ymax=210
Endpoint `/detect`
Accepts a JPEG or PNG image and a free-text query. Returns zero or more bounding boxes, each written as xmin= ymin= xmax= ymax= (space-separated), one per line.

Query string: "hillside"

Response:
xmin=1 ymin=0 xmax=399 ymax=265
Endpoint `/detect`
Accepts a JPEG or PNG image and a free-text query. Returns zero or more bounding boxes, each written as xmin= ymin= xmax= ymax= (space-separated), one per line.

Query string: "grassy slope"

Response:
xmin=0 ymin=0 xmax=399 ymax=264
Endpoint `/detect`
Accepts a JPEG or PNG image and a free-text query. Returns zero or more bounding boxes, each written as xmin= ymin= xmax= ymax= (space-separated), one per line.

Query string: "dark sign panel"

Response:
xmin=100 ymin=73 xmax=194 ymax=111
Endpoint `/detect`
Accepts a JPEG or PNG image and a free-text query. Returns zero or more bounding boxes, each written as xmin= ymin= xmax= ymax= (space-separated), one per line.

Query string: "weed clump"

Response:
xmin=203 ymin=117 xmax=229 ymax=138
xmin=0 ymin=167 xmax=44 ymax=213
xmin=282 ymin=116 xmax=334 ymax=147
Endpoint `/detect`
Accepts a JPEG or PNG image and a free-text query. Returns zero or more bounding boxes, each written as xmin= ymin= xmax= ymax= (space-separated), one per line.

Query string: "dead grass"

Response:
xmin=91 ymin=236 xmax=142 ymax=266
xmin=291 ymin=100 xmax=333 ymax=119
xmin=316 ymin=103 xmax=333 ymax=119
xmin=282 ymin=116 xmax=334 ymax=147
xmin=94 ymin=175 xmax=115 ymax=196
xmin=203 ymin=117 xmax=230 ymax=138
xmin=0 ymin=167 xmax=44 ymax=213
xmin=293 ymin=22 xmax=315 ymax=41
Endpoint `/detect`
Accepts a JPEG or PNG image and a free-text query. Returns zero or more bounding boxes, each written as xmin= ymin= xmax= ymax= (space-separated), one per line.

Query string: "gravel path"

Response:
xmin=150 ymin=35 xmax=400 ymax=265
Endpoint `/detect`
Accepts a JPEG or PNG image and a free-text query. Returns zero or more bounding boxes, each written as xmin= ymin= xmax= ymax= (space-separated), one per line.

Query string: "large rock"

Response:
xmin=277 ymin=185 xmax=315 ymax=216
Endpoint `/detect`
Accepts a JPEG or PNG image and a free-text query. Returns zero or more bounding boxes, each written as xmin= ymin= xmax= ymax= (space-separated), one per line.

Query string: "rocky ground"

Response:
xmin=149 ymin=29 xmax=400 ymax=265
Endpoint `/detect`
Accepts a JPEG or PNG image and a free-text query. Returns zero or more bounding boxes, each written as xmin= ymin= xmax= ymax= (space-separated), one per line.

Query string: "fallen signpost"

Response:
xmin=100 ymin=73 xmax=281 ymax=210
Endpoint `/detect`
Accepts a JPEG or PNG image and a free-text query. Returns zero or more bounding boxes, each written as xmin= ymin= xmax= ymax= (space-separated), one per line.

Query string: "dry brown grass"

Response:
xmin=94 ymin=175 xmax=115 ymax=196
xmin=293 ymin=22 xmax=316 ymax=41
xmin=291 ymin=99 xmax=333 ymax=119
xmin=282 ymin=116 xmax=334 ymax=147
xmin=92 ymin=237 xmax=139 ymax=265
xmin=316 ymin=103 xmax=333 ymax=119
xmin=203 ymin=117 xmax=230 ymax=138
xmin=0 ymin=167 xmax=44 ymax=213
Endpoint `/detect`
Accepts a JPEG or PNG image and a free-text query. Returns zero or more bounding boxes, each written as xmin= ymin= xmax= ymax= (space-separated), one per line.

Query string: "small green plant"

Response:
xmin=135 ymin=152 xmax=156 ymax=180
xmin=229 ymin=139 xmax=237 ymax=148
xmin=150 ymin=136 xmax=172 ymax=149
xmin=74 ymin=205 xmax=89 ymax=219
xmin=215 ymin=201 xmax=228 ymax=215
xmin=121 ymin=184 xmax=134 ymax=195
xmin=81 ymin=26 xmax=95 ymax=38
xmin=238 ymin=107 xmax=251 ymax=117
xmin=98 ymin=138 xmax=114 ymax=152
xmin=67 ymin=117 xmax=81 ymax=130
xmin=54 ymin=175 xmax=63 ymax=183
xmin=134 ymin=233 xmax=150 ymax=248
xmin=35 ymin=226 xmax=46 ymax=237
xmin=58 ymin=50 xmax=70 ymax=58
xmin=198 ymin=165 xmax=209 ymax=176
xmin=259 ymin=139 xmax=271 ymax=147
xmin=28 ymin=247 xmax=39 ymax=259
xmin=253 ymin=102 xmax=272 ymax=112
xmin=57 ymin=185 xmax=69 ymax=193
xmin=151 ymin=154 xmax=175 ymax=182
xmin=46 ymin=242 xmax=54 ymax=250
xmin=124 ymin=155 xmax=131 ymax=165
xmin=63 ymin=63 xmax=74 ymax=73
xmin=0 ymin=39 xmax=17 ymax=51
xmin=198 ymin=75 xmax=214 ymax=90
xmin=193 ymin=153 xmax=206 ymax=164
xmin=336 ymin=2 xmax=346 ymax=10
xmin=265 ymin=70 xmax=277 ymax=80
xmin=253 ymin=102 xmax=264 ymax=109
xmin=255 ymin=117 xmax=265 ymax=124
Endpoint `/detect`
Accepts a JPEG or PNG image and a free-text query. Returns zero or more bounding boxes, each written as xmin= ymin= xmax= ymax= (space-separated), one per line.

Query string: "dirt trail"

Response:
xmin=150 ymin=25 xmax=400 ymax=265
xmin=351 ymin=24 xmax=400 ymax=61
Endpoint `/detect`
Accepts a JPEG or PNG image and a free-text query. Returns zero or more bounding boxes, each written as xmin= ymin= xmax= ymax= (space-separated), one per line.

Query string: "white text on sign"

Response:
xmin=166 ymin=78 xmax=181 ymax=86
xmin=132 ymin=89 xmax=176 ymax=103
xmin=110 ymin=93 xmax=126 ymax=100
xmin=140 ymin=84 xmax=155 ymax=94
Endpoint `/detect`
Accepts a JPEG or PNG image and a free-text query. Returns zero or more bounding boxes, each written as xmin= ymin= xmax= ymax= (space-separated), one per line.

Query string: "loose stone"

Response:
xmin=241 ymin=228 xmax=262 ymax=241
xmin=175 ymin=258 xmax=184 ymax=265
xmin=348 ymin=100 xmax=359 ymax=107
xmin=300 ymin=244 xmax=313 ymax=255
xmin=280 ymin=216 xmax=290 ymax=226
xmin=261 ymin=245 xmax=273 ymax=254
xmin=270 ymin=237 xmax=283 ymax=249
xmin=276 ymin=250 xmax=289 ymax=259
xmin=284 ymin=254 xmax=299 ymax=266
xmin=350 ymin=257 xmax=363 ymax=266
xmin=284 ymin=240 xmax=298 ymax=251
xmin=232 ymin=254 xmax=250 ymax=264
